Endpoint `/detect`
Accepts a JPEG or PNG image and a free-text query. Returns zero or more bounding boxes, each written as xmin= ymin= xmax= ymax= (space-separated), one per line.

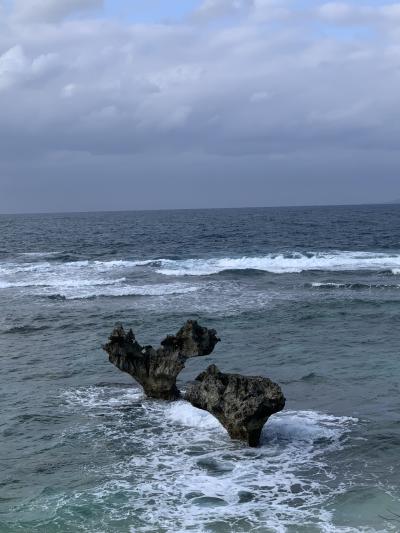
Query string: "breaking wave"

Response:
xmin=2 ymin=251 xmax=400 ymax=283
xmin=0 ymin=258 xmax=197 ymax=299
xmin=50 ymin=284 xmax=199 ymax=300
xmin=153 ymin=251 xmax=400 ymax=276
xmin=53 ymin=387 xmax=359 ymax=532
xmin=2 ymin=251 xmax=400 ymax=300
xmin=308 ymin=282 xmax=400 ymax=290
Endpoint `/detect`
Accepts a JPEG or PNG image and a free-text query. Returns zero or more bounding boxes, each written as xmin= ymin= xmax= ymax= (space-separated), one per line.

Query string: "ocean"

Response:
xmin=0 ymin=205 xmax=399 ymax=533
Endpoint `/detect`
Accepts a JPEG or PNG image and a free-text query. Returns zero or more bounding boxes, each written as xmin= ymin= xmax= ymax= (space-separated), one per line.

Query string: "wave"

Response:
xmin=0 ymin=259 xmax=149 ymax=276
xmin=19 ymin=251 xmax=64 ymax=258
xmin=2 ymin=252 xmax=400 ymax=301
xmin=152 ymin=251 xmax=400 ymax=276
xmin=58 ymin=389 xmax=358 ymax=532
xmin=264 ymin=410 xmax=356 ymax=444
xmin=0 ymin=274 xmax=198 ymax=299
xmin=166 ymin=402 xmax=356 ymax=445
xmin=0 ymin=257 xmax=198 ymax=299
xmin=2 ymin=324 xmax=50 ymax=335
xmin=309 ymin=281 xmax=400 ymax=290
xmin=0 ymin=277 xmax=127 ymax=289
xmin=2 ymin=251 xmax=400 ymax=280
xmin=48 ymin=284 xmax=199 ymax=300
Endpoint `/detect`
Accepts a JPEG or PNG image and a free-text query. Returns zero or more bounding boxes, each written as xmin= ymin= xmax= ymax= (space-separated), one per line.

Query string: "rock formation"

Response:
xmin=185 ymin=364 xmax=286 ymax=447
xmin=103 ymin=320 xmax=219 ymax=400
xmin=103 ymin=321 xmax=286 ymax=446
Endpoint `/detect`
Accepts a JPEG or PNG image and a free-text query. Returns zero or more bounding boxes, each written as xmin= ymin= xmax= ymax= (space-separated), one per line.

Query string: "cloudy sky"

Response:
xmin=0 ymin=0 xmax=399 ymax=213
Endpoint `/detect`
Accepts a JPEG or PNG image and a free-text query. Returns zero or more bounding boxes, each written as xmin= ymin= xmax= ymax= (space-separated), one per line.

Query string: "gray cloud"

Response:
xmin=316 ymin=2 xmax=400 ymax=26
xmin=11 ymin=0 xmax=103 ymax=22
xmin=0 ymin=1 xmax=400 ymax=211
xmin=192 ymin=0 xmax=251 ymax=21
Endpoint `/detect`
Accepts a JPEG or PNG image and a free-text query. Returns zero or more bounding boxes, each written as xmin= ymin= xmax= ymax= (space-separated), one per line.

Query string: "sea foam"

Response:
xmin=154 ymin=251 xmax=400 ymax=276
xmin=58 ymin=387 xmax=358 ymax=532
xmin=0 ymin=257 xmax=198 ymax=299
xmin=2 ymin=251 xmax=400 ymax=299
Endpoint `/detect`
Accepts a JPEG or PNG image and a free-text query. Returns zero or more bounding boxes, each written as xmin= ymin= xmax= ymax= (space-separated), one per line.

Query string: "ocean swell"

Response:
xmin=153 ymin=251 xmax=400 ymax=276
xmin=2 ymin=251 xmax=400 ymax=299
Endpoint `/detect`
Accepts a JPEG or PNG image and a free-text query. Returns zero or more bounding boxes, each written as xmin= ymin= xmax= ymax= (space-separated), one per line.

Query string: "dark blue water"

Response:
xmin=1 ymin=205 xmax=400 ymax=532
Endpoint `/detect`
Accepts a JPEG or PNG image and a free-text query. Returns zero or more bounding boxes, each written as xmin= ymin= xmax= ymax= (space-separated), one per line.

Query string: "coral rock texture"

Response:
xmin=103 ymin=320 xmax=219 ymax=400
xmin=185 ymin=364 xmax=285 ymax=446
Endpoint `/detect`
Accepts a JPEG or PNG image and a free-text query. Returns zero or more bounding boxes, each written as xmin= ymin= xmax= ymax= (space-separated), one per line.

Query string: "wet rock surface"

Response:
xmin=185 ymin=364 xmax=286 ymax=446
xmin=103 ymin=320 xmax=219 ymax=400
xmin=103 ymin=322 xmax=286 ymax=446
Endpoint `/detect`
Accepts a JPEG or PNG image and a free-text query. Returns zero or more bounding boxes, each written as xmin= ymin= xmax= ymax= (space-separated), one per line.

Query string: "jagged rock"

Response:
xmin=185 ymin=364 xmax=285 ymax=447
xmin=103 ymin=320 xmax=219 ymax=400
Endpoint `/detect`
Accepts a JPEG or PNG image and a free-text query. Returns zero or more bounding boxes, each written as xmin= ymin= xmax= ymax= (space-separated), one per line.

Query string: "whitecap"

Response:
xmin=20 ymin=251 xmax=60 ymax=257
xmin=0 ymin=255 xmax=199 ymax=299
xmin=310 ymin=281 xmax=400 ymax=290
xmin=55 ymin=386 xmax=361 ymax=532
xmin=0 ymin=277 xmax=127 ymax=289
xmin=152 ymin=251 xmax=400 ymax=276
xmin=3 ymin=252 xmax=400 ymax=287
xmin=264 ymin=410 xmax=357 ymax=445
xmin=92 ymin=259 xmax=154 ymax=270
xmin=311 ymin=282 xmax=345 ymax=288
xmin=166 ymin=401 xmax=224 ymax=431
xmin=49 ymin=283 xmax=199 ymax=300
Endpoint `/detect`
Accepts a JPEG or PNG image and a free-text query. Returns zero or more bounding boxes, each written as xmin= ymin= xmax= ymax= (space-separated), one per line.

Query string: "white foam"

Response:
xmin=20 ymin=251 xmax=60 ymax=257
xmin=311 ymin=282 xmax=344 ymax=288
xmin=166 ymin=404 xmax=356 ymax=446
xmin=0 ymin=277 xmax=127 ymax=289
xmin=56 ymin=387 xmax=361 ymax=532
xmin=166 ymin=401 xmax=224 ymax=431
xmin=50 ymin=283 xmax=198 ymax=300
xmin=2 ymin=252 xmax=400 ymax=292
xmin=265 ymin=410 xmax=357 ymax=444
xmin=152 ymin=251 xmax=400 ymax=276
xmin=3 ymin=251 xmax=400 ymax=302
xmin=92 ymin=259 xmax=153 ymax=270
xmin=310 ymin=281 xmax=400 ymax=290
xmin=0 ymin=257 xmax=198 ymax=299
xmin=63 ymin=385 xmax=143 ymax=410
xmin=0 ymin=258 xmax=148 ymax=277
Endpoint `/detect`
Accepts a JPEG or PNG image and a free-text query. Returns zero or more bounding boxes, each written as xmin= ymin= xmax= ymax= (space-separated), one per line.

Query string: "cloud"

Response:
xmin=0 ymin=0 xmax=400 ymax=176
xmin=0 ymin=45 xmax=28 ymax=90
xmin=0 ymin=45 xmax=58 ymax=90
xmin=12 ymin=0 xmax=103 ymax=23
xmin=316 ymin=1 xmax=400 ymax=26
xmin=193 ymin=0 xmax=250 ymax=21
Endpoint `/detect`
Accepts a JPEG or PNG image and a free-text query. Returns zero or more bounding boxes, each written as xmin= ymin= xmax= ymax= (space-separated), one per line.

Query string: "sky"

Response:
xmin=0 ymin=0 xmax=399 ymax=213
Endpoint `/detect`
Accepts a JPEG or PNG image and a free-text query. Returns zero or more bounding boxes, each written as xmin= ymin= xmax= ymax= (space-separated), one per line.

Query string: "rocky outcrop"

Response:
xmin=103 ymin=320 xmax=219 ymax=400
xmin=185 ymin=364 xmax=286 ymax=447
xmin=103 ymin=322 xmax=286 ymax=447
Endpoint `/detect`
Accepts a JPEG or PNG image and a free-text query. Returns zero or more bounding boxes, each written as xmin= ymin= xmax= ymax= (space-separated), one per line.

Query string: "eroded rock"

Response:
xmin=185 ymin=364 xmax=285 ymax=447
xmin=103 ymin=320 xmax=219 ymax=400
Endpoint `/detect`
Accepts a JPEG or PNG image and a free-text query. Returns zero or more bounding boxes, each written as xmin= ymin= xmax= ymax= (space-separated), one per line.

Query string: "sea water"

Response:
xmin=0 ymin=205 xmax=399 ymax=532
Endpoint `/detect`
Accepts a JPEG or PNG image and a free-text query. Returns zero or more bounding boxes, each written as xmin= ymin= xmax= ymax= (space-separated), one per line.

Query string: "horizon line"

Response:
xmin=0 ymin=201 xmax=398 ymax=216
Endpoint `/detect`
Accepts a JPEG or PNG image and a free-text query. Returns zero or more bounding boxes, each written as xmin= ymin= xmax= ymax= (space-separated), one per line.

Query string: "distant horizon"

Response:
xmin=1 ymin=200 xmax=399 ymax=217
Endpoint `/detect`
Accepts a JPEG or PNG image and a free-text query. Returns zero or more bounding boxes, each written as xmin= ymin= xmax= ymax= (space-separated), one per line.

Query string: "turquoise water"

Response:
xmin=1 ymin=205 xmax=400 ymax=532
